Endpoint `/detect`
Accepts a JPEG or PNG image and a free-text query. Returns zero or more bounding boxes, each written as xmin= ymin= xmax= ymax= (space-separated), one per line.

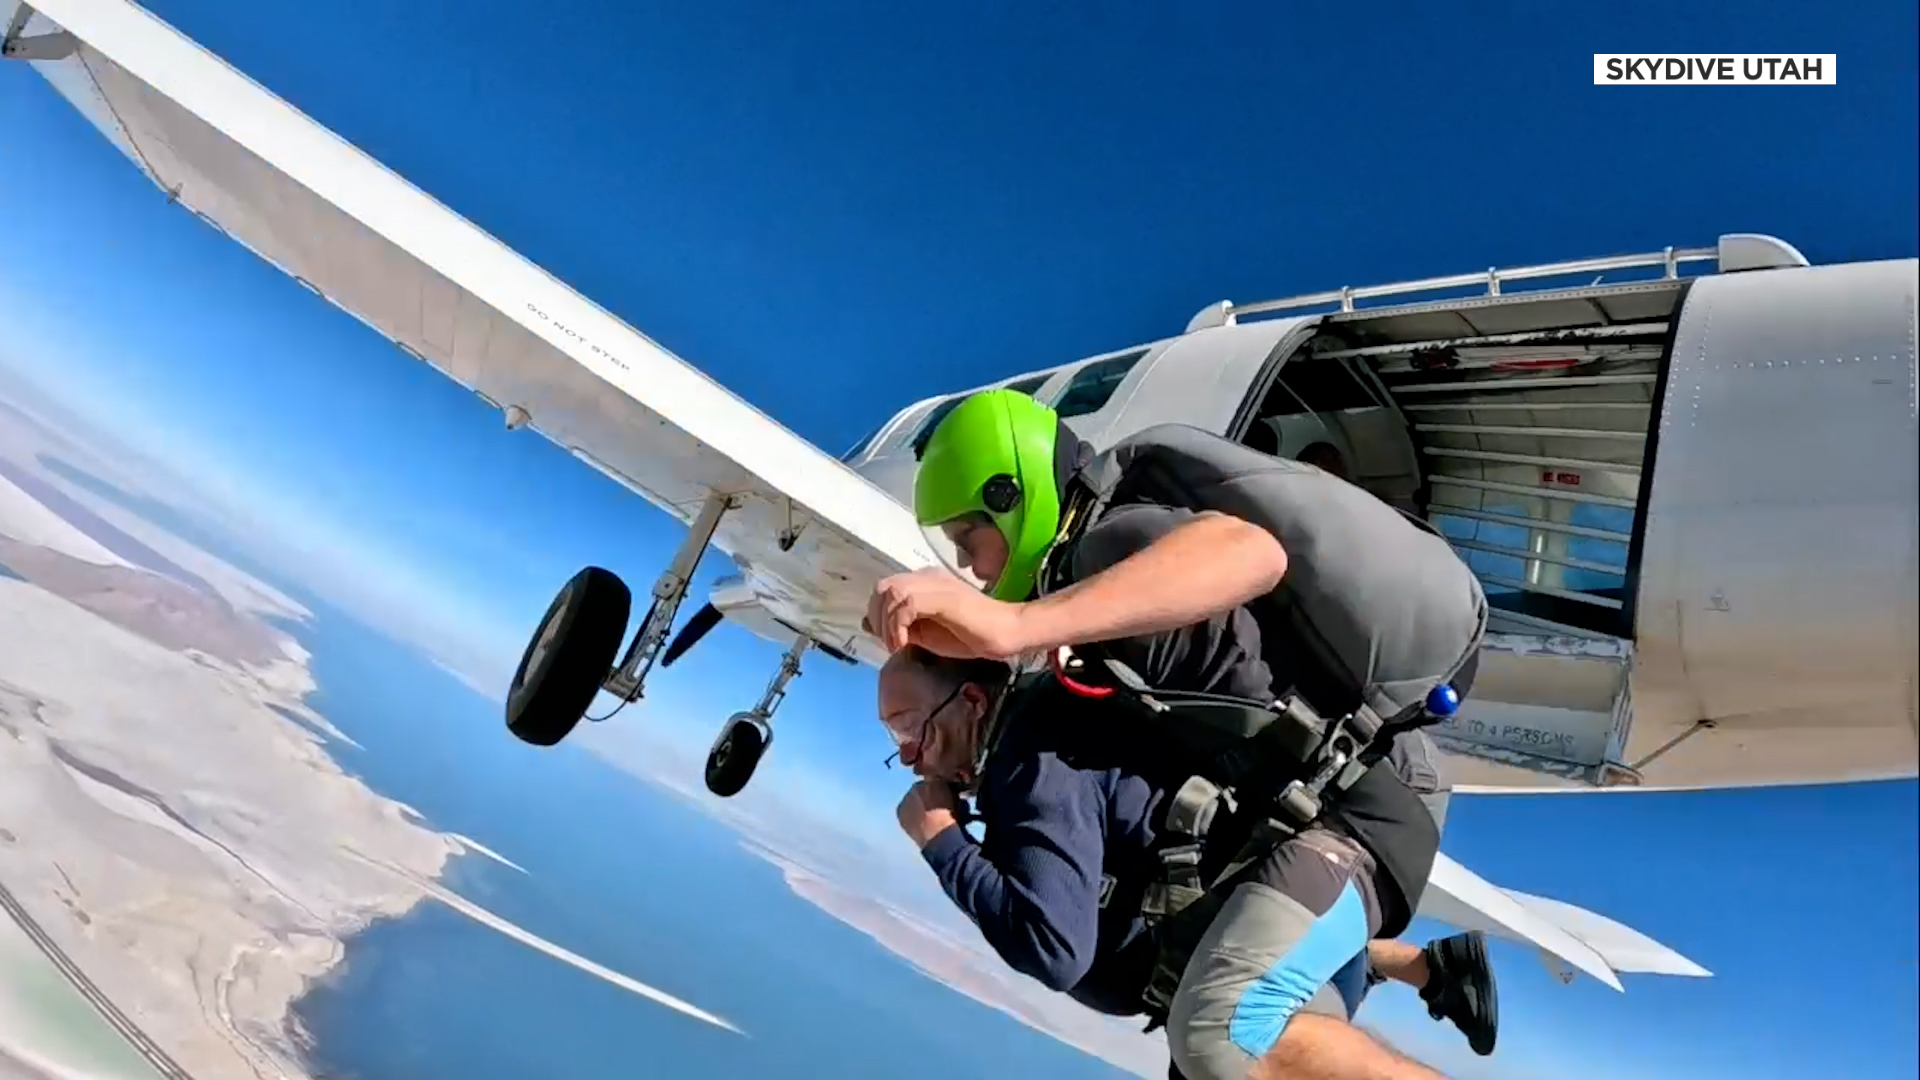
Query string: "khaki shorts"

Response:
xmin=1165 ymin=828 xmax=1384 ymax=1080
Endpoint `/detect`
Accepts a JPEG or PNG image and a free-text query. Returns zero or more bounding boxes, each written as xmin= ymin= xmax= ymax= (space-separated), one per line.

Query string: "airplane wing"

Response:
xmin=8 ymin=0 xmax=936 ymax=666
xmin=1418 ymin=853 xmax=1711 ymax=992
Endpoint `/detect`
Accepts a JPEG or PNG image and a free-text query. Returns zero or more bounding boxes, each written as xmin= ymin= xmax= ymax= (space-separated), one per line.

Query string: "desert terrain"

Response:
xmin=0 ymin=391 xmax=467 ymax=1078
xmin=0 ymin=387 xmax=741 ymax=1078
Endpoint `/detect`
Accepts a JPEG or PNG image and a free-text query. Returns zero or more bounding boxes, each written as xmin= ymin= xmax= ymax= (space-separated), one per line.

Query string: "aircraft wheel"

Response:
xmin=506 ymin=566 xmax=632 ymax=747
xmin=704 ymin=713 xmax=771 ymax=798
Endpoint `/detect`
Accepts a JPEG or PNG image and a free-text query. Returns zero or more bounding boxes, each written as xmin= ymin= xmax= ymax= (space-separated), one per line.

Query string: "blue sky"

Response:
xmin=1 ymin=1 xmax=1916 ymax=1076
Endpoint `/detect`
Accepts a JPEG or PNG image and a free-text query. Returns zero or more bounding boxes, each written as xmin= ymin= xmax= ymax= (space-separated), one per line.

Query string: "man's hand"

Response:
xmin=896 ymin=781 xmax=964 ymax=848
xmin=865 ymin=567 xmax=1028 ymax=659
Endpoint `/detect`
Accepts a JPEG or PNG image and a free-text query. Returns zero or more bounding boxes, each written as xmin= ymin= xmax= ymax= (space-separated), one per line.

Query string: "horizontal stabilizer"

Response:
xmin=1505 ymin=889 xmax=1711 ymax=978
xmin=1418 ymin=853 xmax=1710 ymax=991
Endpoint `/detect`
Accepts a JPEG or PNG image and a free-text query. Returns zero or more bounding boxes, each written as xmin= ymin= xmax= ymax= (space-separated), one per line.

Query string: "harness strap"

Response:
xmin=1137 ymin=814 xmax=1299 ymax=1031
xmin=1022 ymin=652 xmax=1476 ymax=1030
xmin=1131 ymin=690 xmax=1464 ymax=1031
xmin=1140 ymin=776 xmax=1234 ymax=922
xmin=1271 ymin=687 xmax=1463 ymax=830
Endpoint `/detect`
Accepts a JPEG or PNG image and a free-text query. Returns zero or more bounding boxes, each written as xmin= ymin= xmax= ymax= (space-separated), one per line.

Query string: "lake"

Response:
xmin=285 ymin=599 xmax=1133 ymax=1080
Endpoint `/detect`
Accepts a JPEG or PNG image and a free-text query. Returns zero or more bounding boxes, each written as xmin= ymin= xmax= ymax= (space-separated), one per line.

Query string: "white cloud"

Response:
xmin=0 ymin=312 xmax=530 ymax=691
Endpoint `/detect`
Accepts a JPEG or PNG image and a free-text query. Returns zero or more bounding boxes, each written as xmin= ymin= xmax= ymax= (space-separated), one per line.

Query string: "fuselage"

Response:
xmin=817 ymin=238 xmax=1920 ymax=793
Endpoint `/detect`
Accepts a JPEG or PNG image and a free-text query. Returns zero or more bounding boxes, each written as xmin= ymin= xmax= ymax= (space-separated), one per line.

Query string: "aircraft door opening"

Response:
xmin=1231 ymin=343 xmax=1425 ymax=515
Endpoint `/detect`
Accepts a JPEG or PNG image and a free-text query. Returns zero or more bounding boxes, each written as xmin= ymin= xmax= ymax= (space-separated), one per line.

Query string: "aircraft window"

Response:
xmin=909 ymin=397 xmax=966 ymax=459
xmin=1561 ymin=503 xmax=1631 ymax=592
xmin=902 ymin=377 xmax=1053 ymax=461
xmin=1434 ymin=501 xmax=1632 ymax=635
xmin=1434 ymin=508 xmax=1530 ymax=591
xmin=837 ymin=421 xmax=887 ymax=463
xmin=1258 ymin=360 xmax=1381 ymax=418
xmin=1054 ymin=351 xmax=1146 ymax=418
xmin=1004 ymin=374 xmax=1050 ymax=398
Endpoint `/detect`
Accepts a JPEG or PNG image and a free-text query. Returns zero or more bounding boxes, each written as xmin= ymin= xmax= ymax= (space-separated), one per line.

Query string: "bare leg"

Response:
xmin=1364 ymin=934 xmax=1499 ymax=1058
xmin=1251 ymin=1013 xmax=1445 ymax=1080
xmin=1365 ymin=940 xmax=1429 ymax=989
xmin=1165 ymin=830 xmax=1438 ymax=1080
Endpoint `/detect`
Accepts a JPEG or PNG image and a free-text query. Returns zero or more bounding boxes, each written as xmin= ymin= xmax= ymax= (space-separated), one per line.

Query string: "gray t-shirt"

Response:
xmin=1060 ymin=500 xmax=1455 ymax=834
xmin=1057 ymin=501 xmax=1277 ymax=702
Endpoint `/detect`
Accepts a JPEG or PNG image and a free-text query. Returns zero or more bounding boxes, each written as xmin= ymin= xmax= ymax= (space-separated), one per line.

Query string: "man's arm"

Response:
xmin=919 ymin=756 xmax=1107 ymax=993
xmin=1011 ymin=507 xmax=1285 ymax=657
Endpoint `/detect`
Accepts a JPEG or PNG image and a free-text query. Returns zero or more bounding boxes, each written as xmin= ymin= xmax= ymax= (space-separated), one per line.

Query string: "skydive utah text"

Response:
xmin=1594 ymin=54 xmax=1835 ymax=85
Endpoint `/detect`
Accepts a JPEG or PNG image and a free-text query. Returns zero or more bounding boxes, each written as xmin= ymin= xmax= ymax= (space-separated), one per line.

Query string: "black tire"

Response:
xmin=704 ymin=716 xmax=769 ymax=797
xmin=506 ymin=566 xmax=632 ymax=747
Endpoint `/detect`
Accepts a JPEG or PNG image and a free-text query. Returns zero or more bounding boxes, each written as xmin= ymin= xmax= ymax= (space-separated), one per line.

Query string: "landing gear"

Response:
xmin=705 ymin=715 xmax=768 ymax=797
xmin=505 ymin=566 xmax=631 ymax=746
xmin=704 ymin=636 xmax=809 ymax=797
xmin=503 ymin=490 xmax=815 ymax=800
xmin=603 ymin=493 xmax=736 ymax=705
xmin=506 ymin=492 xmax=732 ymax=745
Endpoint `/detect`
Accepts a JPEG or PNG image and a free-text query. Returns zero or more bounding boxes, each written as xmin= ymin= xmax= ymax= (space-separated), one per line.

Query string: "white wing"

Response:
xmin=1419 ymin=853 xmax=1711 ymax=991
xmin=13 ymin=0 xmax=936 ymax=664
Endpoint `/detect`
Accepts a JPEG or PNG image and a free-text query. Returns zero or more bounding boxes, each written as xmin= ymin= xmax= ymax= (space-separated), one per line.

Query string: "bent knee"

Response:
xmin=1165 ymin=879 xmax=1371 ymax=1080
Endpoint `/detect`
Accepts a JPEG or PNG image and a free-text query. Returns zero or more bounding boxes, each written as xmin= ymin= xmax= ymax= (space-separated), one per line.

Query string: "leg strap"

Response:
xmin=1142 ymin=776 xmax=1236 ymax=922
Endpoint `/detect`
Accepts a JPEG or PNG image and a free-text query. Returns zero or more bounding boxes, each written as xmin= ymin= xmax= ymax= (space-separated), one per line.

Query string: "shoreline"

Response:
xmin=0 ymin=571 xmax=464 ymax=1080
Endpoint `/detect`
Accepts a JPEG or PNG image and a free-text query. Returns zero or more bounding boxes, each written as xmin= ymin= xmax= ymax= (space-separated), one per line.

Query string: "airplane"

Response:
xmin=12 ymin=0 xmax=1916 ymax=1003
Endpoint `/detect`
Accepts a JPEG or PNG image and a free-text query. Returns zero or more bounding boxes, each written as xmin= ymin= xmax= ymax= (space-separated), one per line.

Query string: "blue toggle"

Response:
xmin=1425 ymin=683 xmax=1461 ymax=718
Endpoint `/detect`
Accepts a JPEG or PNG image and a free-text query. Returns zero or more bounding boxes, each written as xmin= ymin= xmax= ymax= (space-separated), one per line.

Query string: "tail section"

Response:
xmin=1418 ymin=853 xmax=1710 ymax=991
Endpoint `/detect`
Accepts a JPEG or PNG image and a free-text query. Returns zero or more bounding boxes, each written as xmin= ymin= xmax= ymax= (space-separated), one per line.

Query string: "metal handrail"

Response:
xmin=1184 ymin=244 xmax=1730 ymax=334
xmin=1233 ymin=245 xmax=1717 ymax=319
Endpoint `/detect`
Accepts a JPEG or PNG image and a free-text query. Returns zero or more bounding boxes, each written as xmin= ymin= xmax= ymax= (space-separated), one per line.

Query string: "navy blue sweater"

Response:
xmin=920 ymin=705 xmax=1167 ymax=1015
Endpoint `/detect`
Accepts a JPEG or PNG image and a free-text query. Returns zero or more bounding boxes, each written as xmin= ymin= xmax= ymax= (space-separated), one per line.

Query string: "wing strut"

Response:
xmin=2 ymin=5 xmax=78 ymax=60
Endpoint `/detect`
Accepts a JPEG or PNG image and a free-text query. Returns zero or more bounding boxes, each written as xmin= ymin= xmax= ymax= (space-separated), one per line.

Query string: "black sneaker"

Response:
xmin=1419 ymin=931 xmax=1499 ymax=1056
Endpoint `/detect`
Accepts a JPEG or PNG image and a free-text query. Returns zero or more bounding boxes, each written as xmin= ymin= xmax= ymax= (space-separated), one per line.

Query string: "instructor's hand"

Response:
xmin=865 ymin=568 xmax=1026 ymax=659
xmin=896 ymin=781 xmax=962 ymax=848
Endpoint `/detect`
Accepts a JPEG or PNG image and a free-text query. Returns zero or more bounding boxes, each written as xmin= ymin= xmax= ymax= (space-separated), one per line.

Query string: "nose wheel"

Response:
xmin=702 ymin=635 xmax=810 ymax=797
xmin=705 ymin=713 xmax=771 ymax=797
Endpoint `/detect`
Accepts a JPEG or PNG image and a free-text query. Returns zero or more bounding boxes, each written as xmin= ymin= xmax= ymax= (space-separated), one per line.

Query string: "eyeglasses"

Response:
xmin=883 ymin=681 xmax=964 ymax=770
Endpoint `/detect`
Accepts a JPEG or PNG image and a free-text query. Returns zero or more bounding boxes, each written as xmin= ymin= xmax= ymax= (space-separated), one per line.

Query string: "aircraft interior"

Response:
xmin=1231 ymin=271 xmax=1696 ymax=646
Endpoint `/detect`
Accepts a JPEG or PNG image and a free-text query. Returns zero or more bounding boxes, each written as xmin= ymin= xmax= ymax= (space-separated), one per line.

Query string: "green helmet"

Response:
xmin=913 ymin=388 xmax=1063 ymax=601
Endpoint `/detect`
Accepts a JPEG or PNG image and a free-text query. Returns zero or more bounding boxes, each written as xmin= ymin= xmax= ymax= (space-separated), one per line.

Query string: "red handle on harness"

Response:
xmin=1050 ymin=646 xmax=1115 ymax=698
